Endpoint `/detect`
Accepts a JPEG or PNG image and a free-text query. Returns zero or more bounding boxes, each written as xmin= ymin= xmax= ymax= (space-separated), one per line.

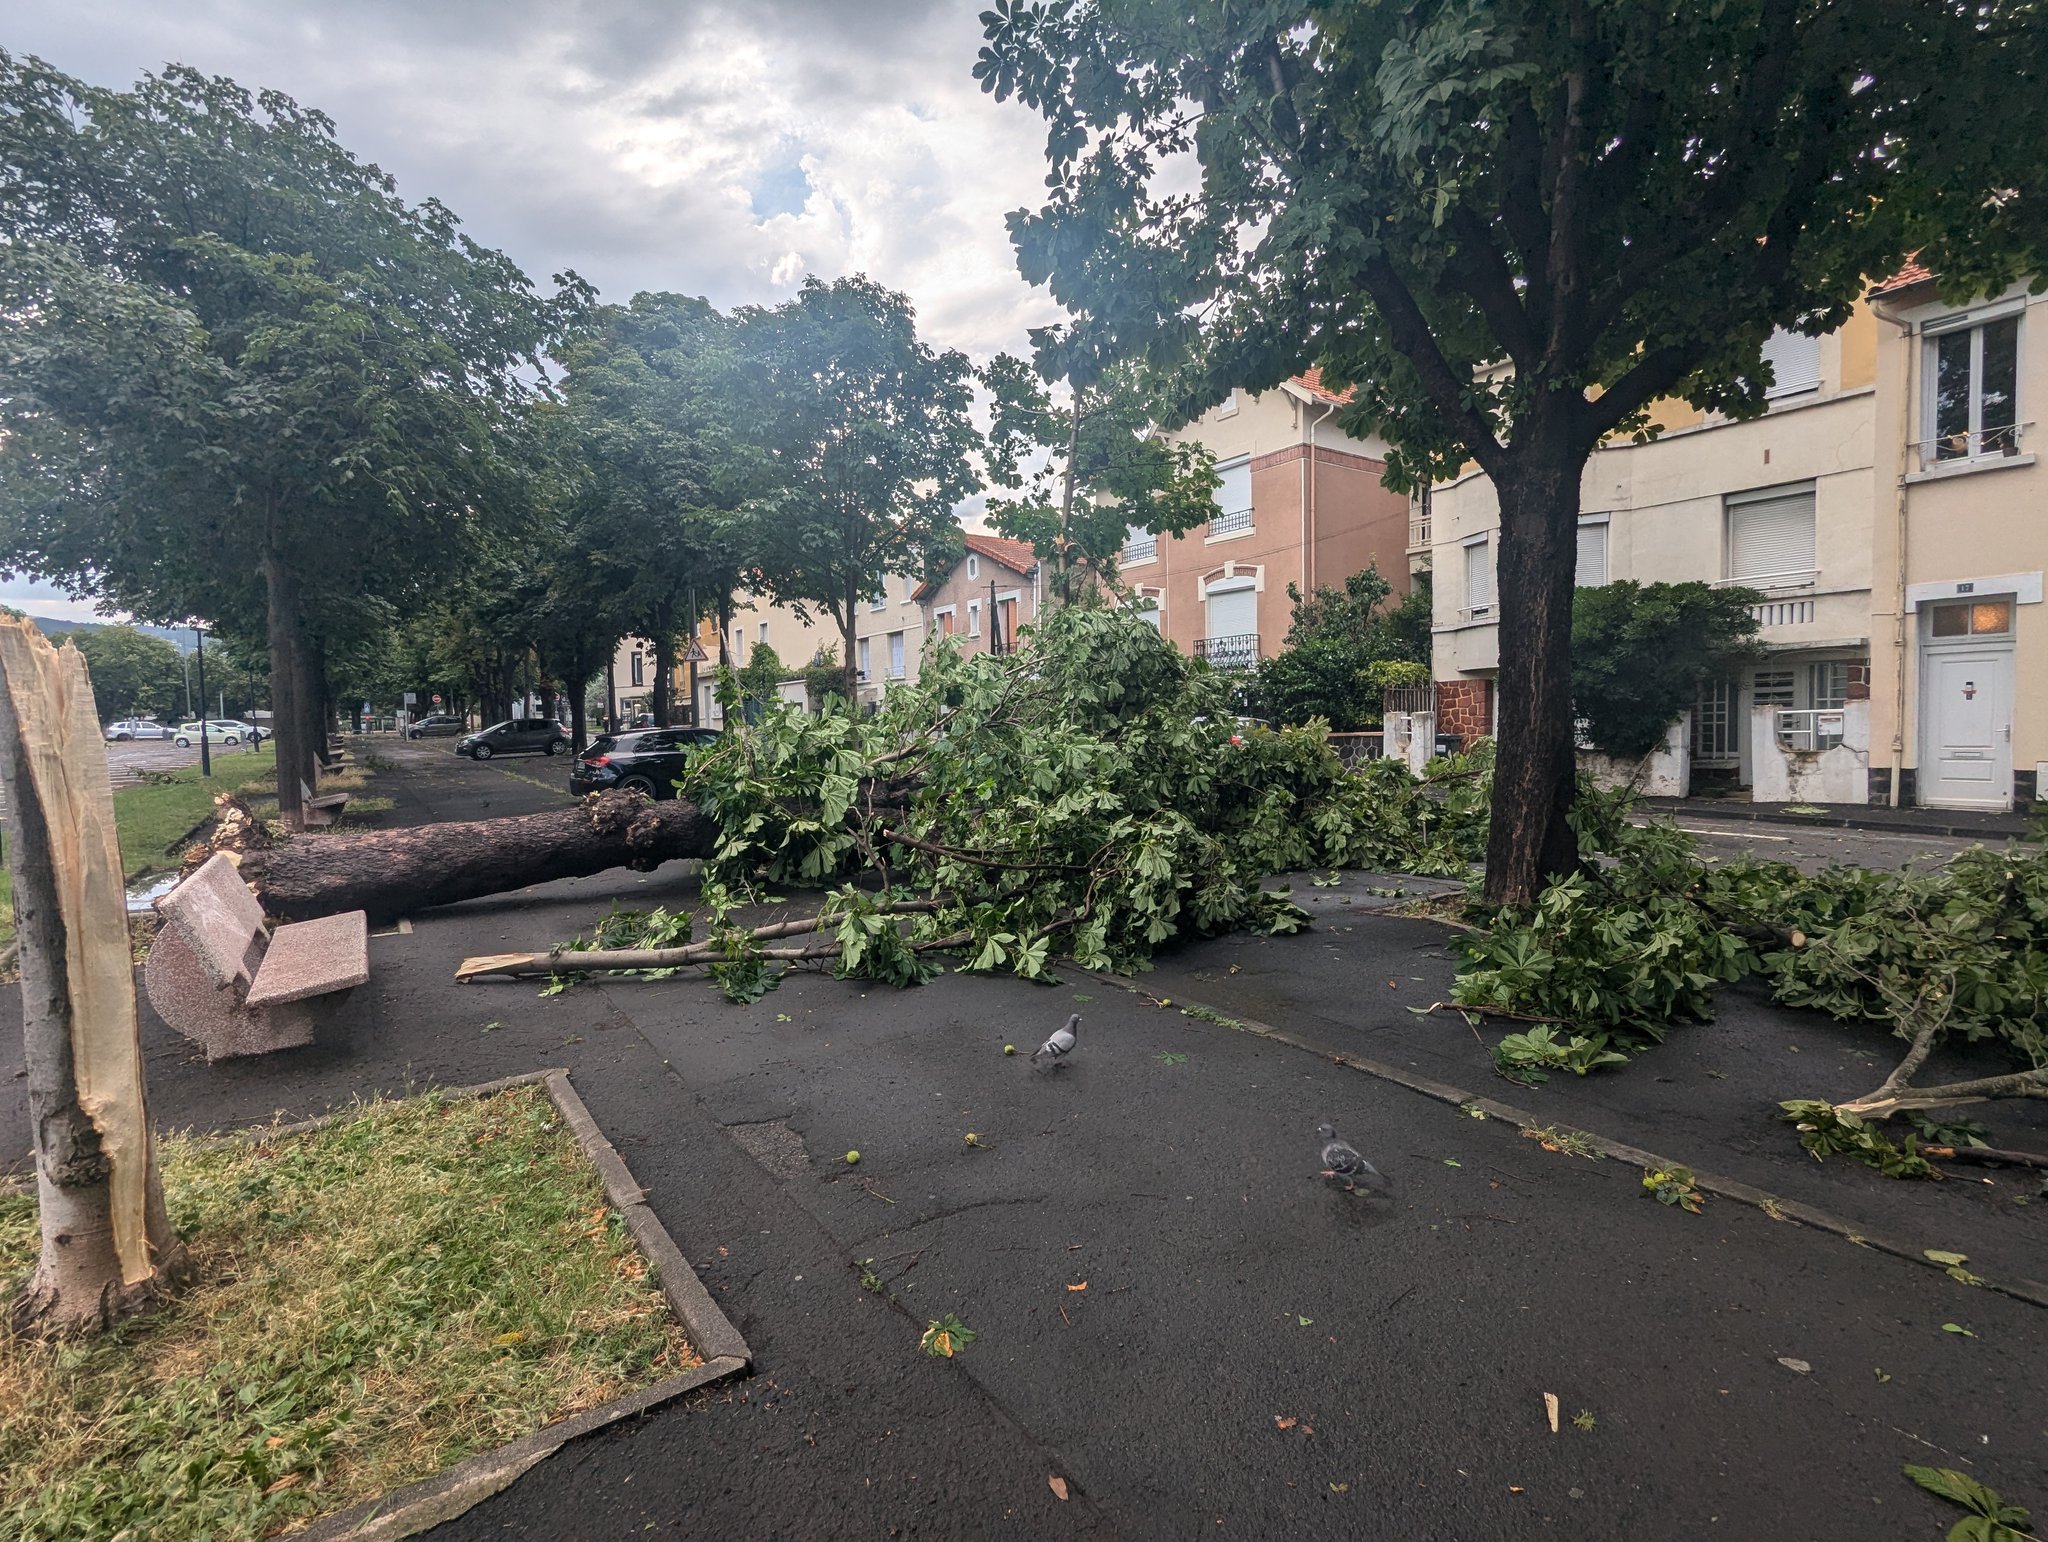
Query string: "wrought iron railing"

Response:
xmin=1912 ymin=420 xmax=2028 ymax=471
xmin=1194 ymin=633 xmax=1260 ymax=671
xmin=1208 ymin=506 xmax=1254 ymax=537
xmin=1121 ymin=535 xmax=1158 ymax=565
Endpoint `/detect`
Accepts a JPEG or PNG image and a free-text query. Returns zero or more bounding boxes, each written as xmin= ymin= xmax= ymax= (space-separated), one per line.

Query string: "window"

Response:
xmin=967 ymin=555 xmax=980 ymax=580
xmin=1121 ymin=523 xmax=1158 ymax=565
xmin=1760 ymin=326 xmax=1821 ymax=399
xmin=1575 ymin=517 xmax=1610 ymax=587
xmin=1806 ymin=661 xmax=1849 ymax=710
xmin=967 ymin=601 xmax=982 ymax=637
xmin=857 ymin=637 xmax=871 ymax=681
xmin=1926 ymin=312 xmax=2019 ymax=461
xmin=1211 ymin=457 xmax=1253 ymax=536
xmin=1749 ymin=668 xmax=1796 ymax=708
xmin=758 ymin=621 xmax=768 ymax=644
xmin=1463 ymin=536 xmax=1493 ymax=615
xmin=869 ymin=589 xmax=887 ymax=612
xmin=629 ymin=652 xmax=644 ymax=687
xmin=1133 ymin=593 xmax=1161 ymax=629
xmin=1929 ymin=598 xmax=2014 ymax=637
xmin=1216 ymin=388 xmax=1239 ymax=418
xmin=1693 ymin=678 xmax=1737 ymax=764
xmin=1725 ymin=484 xmax=1817 ymax=586
xmin=888 ymin=631 xmax=906 ymax=679
xmin=935 ymin=607 xmax=956 ymax=637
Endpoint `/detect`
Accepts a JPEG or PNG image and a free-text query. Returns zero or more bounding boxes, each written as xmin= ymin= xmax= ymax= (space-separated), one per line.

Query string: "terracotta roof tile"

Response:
xmin=1290 ymin=368 xmax=1356 ymax=405
xmin=1870 ymin=258 xmax=1934 ymax=296
xmin=960 ymin=531 xmax=1039 ymax=574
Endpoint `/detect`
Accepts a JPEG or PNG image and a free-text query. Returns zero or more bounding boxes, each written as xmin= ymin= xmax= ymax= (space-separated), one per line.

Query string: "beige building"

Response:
xmin=853 ymin=571 xmax=929 ymax=708
xmin=1868 ymin=266 xmax=2044 ymax=810
xmin=1428 ymin=278 xmax=2042 ymax=812
xmin=917 ymin=533 xmax=1041 ymax=658
xmin=1135 ymin=372 xmax=1416 ymax=669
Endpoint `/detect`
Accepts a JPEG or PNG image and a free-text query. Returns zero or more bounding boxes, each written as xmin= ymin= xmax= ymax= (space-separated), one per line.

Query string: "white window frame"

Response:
xmin=887 ymin=630 xmax=906 ymax=679
xmin=967 ymin=600 xmax=982 ymax=638
xmin=967 ymin=554 xmax=980 ymax=580
xmin=1216 ymin=387 xmax=1239 ymax=418
xmin=1208 ymin=455 xmax=1254 ymax=538
xmin=1921 ymin=301 xmax=2024 ymax=465
xmin=857 ymin=637 xmax=871 ymax=681
xmin=1574 ymin=515 xmax=1611 ymax=588
xmin=933 ymin=604 xmax=958 ymax=638
xmin=758 ymin=621 xmax=769 ymax=644
xmin=868 ymin=588 xmax=888 ymax=612
xmin=1462 ymin=534 xmax=1494 ymax=617
xmin=629 ymin=652 xmax=644 ymax=687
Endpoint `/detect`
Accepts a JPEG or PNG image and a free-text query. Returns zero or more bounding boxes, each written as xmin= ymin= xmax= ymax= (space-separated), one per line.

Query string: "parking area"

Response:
xmin=103 ymin=736 xmax=265 ymax=788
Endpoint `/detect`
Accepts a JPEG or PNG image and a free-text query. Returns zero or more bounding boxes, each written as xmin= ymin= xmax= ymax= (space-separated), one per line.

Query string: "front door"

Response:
xmin=1921 ymin=645 xmax=2014 ymax=808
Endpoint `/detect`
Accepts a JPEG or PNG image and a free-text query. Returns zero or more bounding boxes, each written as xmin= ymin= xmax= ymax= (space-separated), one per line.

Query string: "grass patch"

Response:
xmin=0 ymin=1084 xmax=695 ymax=1541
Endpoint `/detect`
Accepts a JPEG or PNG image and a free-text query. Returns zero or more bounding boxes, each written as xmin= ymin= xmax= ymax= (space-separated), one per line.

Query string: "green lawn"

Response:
xmin=0 ymin=1084 xmax=694 ymax=1540
xmin=0 ymin=744 xmax=277 ymax=944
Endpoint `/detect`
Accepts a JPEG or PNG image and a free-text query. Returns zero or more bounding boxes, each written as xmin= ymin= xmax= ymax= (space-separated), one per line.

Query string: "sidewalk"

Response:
xmin=1642 ymin=793 xmax=2033 ymax=841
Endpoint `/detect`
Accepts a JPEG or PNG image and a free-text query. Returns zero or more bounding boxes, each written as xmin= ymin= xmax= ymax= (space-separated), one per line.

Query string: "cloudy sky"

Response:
xmin=4 ymin=0 xmax=1066 ymax=619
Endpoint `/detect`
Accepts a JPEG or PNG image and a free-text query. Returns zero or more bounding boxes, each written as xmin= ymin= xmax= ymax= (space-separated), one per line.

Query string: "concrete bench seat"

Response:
xmin=145 ymin=853 xmax=369 ymax=1060
xmin=299 ymin=778 xmax=351 ymax=828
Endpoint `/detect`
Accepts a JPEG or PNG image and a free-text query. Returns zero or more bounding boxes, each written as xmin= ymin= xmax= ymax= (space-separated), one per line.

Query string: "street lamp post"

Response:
xmin=193 ymin=625 xmax=211 ymax=777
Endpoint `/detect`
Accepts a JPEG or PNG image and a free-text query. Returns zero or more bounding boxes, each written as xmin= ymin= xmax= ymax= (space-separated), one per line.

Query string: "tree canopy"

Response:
xmin=65 ymin=625 xmax=189 ymax=722
xmin=977 ymin=0 xmax=2048 ymax=902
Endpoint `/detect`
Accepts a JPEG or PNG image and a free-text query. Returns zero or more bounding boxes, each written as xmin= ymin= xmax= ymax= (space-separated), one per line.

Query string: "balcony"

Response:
xmin=1207 ymin=506 xmax=1254 ymax=538
xmin=1910 ymin=420 xmax=2030 ymax=475
xmin=1193 ymin=633 xmax=1260 ymax=671
xmin=1748 ymin=598 xmax=1816 ymax=627
xmin=1407 ymin=515 xmax=1432 ymax=551
xmin=1120 ymin=534 xmax=1158 ymax=565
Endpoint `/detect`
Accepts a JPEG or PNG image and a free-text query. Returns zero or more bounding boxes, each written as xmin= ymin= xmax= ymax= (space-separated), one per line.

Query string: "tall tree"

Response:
xmin=745 ymin=275 xmax=980 ymax=701
xmin=982 ymin=345 xmax=1218 ymax=601
xmin=978 ymin=0 xmax=2048 ymax=903
xmin=0 ymin=56 xmax=574 ymax=823
xmin=557 ymin=295 xmax=759 ymax=727
xmin=66 ymin=626 xmax=188 ymax=721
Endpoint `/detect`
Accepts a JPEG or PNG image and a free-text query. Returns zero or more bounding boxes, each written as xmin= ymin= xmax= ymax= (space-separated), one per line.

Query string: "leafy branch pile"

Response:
xmin=522 ymin=608 xmax=1487 ymax=1000
xmin=1452 ymin=788 xmax=2048 ymax=1139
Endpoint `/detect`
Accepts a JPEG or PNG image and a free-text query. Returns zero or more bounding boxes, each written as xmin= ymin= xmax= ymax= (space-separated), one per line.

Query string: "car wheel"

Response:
xmin=114 ymin=732 xmax=132 ymax=741
xmin=408 ymin=730 xmax=420 ymax=740
xmin=543 ymin=739 xmax=562 ymax=756
xmin=223 ymin=734 xmax=239 ymax=745
xmin=174 ymin=736 xmax=190 ymax=748
xmin=620 ymin=775 xmax=658 ymax=798
xmin=472 ymin=743 xmax=493 ymax=760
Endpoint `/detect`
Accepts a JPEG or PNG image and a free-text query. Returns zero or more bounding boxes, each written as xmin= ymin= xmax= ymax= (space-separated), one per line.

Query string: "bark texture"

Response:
xmin=1482 ymin=447 xmax=1584 ymax=906
xmin=235 ymin=789 xmax=721 ymax=922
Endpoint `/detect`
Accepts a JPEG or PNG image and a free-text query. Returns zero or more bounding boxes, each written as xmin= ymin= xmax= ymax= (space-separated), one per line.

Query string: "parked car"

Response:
xmin=406 ymin=713 xmax=467 ymax=739
xmin=208 ymin=717 xmax=267 ymax=744
xmin=456 ymin=719 xmax=569 ymax=760
xmin=103 ymin=718 xmax=174 ymax=741
xmin=570 ymin=727 xmax=721 ymax=799
xmin=173 ymin=721 xmax=242 ymax=747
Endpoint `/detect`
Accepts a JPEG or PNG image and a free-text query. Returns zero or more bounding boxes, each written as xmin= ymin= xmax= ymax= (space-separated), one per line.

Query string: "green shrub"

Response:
xmin=1571 ymin=580 xmax=1764 ymax=758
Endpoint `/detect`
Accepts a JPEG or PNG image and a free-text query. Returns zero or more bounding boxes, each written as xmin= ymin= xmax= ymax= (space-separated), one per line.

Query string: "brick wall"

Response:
xmin=1435 ymin=677 xmax=1494 ymax=740
xmin=1844 ymin=659 xmax=1872 ymax=702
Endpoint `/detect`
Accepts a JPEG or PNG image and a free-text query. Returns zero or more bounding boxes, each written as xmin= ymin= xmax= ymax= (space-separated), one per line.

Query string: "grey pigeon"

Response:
xmin=1033 ymin=1013 xmax=1080 ymax=1070
xmin=1316 ymin=1122 xmax=1388 ymax=1194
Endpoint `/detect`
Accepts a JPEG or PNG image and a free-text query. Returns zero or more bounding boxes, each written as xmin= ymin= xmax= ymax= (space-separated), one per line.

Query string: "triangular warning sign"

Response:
xmin=681 ymin=639 xmax=709 ymax=663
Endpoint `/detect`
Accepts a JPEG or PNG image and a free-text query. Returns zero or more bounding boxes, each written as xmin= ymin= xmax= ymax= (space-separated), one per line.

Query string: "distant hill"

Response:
xmin=17 ymin=614 xmax=197 ymax=653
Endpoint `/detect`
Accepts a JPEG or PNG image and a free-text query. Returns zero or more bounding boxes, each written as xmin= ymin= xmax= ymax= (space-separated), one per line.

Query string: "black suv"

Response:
xmin=456 ymin=719 xmax=570 ymax=760
xmin=570 ymin=727 xmax=720 ymax=799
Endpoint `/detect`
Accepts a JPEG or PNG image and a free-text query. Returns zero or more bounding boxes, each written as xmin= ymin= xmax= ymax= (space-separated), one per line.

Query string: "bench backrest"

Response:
xmin=158 ymin=853 xmax=268 ymax=992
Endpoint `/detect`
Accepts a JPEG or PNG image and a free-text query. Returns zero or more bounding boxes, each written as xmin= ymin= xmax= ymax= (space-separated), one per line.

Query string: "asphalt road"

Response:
xmin=3 ymin=748 xmax=2041 ymax=1540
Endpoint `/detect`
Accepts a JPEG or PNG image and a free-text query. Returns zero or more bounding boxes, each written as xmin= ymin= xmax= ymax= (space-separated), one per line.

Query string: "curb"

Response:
xmin=1071 ymin=967 xmax=2048 ymax=1313
xmin=1647 ymin=802 xmax=2031 ymax=842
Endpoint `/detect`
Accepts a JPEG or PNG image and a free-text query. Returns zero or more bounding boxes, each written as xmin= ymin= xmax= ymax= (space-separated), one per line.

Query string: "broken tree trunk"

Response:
xmin=233 ymin=789 xmax=722 ymax=922
xmin=0 ymin=619 xmax=187 ymax=1334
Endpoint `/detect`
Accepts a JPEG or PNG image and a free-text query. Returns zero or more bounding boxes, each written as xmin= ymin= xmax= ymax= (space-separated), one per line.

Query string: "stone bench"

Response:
xmin=145 ymin=853 xmax=369 ymax=1060
xmin=299 ymin=778 xmax=351 ymax=828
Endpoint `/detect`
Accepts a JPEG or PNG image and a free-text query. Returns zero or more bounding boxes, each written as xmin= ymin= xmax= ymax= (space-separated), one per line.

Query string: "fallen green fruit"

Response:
xmin=1003 ymin=1044 xmax=1016 ymax=1055
xmin=845 ymin=1150 xmax=861 ymax=1165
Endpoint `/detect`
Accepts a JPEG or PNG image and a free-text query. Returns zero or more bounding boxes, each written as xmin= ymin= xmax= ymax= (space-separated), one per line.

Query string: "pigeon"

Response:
xmin=1033 ymin=1013 xmax=1080 ymax=1070
xmin=1316 ymin=1122 xmax=1388 ymax=1194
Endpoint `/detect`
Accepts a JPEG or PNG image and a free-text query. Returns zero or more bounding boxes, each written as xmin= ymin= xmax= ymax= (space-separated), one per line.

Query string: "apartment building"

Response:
xmin=1868 ymin=267 xmax=2044 ymax=810
xmin=606 ymin=617 xmax=719 ymax=727
xmin=852 ymin=571 xmax=928 ymax=708
xmin=1130 ymin=372 xmax=1416 ymax=670
xmin=1427 ymin=277 xmax=2043 ymax=811
xmin=916 ymin=533 xmax=1041 ymax=658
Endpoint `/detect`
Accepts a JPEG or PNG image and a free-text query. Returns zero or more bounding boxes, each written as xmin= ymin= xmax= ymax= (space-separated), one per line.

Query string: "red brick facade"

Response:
xmin=1435 ymin=677 xmax=1494 ymax=740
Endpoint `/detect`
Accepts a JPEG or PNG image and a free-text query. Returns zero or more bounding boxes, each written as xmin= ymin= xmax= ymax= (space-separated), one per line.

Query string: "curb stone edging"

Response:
xmin=6 ymin=1067 xmax=750 ymax=1540
xmin=1071 ymin=967 xmax=2048 ymax=1313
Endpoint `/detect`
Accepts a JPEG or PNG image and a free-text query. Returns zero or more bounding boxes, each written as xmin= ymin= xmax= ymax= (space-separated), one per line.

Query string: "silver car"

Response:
xmin=104 ymin=718 xmax=175 ymax=741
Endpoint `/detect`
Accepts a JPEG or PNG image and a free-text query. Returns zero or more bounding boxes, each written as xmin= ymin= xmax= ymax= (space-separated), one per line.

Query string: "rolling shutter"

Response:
xmin=1575 ymin=520 xmax=1609 ymax=587
xmin=1205 ymin=582 xmax=1257 ymax=639
xmin=1726 ymin=488 xmax=1815 ymax=584
xmin=1761 ymin=327 xmax=1821 ymax=397
xmin=1463 ymin=539 xmax=1493 ymax=612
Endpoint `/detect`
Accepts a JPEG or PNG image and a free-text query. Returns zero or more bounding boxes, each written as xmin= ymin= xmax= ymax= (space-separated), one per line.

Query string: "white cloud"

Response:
xmin=7 ymin=0 xmax=1065 ymax=361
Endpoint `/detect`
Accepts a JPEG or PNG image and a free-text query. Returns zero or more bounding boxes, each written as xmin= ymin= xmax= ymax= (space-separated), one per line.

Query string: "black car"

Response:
xmin=570 ymin=727 xmax=721 ymax=799
xmin=456 ymin=719 xmax=570 ymax=760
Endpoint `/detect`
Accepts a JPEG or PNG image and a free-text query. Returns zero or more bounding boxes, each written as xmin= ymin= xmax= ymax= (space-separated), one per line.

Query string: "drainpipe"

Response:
xmin=1873 ymin=296 xmax=1917 ymax=807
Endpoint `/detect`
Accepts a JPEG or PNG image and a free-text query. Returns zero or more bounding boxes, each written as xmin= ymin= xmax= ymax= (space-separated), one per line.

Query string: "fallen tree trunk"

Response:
xmin=235 ymin=790 xmax=721 ymax=922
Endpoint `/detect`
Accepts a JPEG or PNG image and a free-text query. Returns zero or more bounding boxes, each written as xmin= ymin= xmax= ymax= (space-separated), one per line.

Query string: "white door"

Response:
xmin=1921 ymin=646 xmax=2014 ymax=808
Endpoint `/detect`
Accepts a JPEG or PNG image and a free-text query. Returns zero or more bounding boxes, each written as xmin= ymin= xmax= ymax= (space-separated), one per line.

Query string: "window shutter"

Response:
xmin=1761 ymin=327 xmax=1821 ymax=397
xmin=1464 ymin=540 xmax=1493 ymax=611
xmin=1727 ymin=489 xmax=1816 ymax=583
xmin=1205 ymin=582 xmax=1257 ymax=638
xmin=1575 ymin=521 xmax=1609 ymax=587
xmin=1218 ymin=459 xmax=1252 ymax=519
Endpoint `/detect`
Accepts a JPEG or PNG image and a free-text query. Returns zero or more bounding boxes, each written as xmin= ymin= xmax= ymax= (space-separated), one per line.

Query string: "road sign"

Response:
xmin=432 ymin=693 xmax=442 ymax=704
xmin=681 ymin=639 xmax=709 ymax=663
xmin=403 ymin=691 xmax=417 ymax=704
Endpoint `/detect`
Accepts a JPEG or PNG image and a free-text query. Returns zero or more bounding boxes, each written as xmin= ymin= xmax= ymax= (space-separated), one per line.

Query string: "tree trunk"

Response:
xmin=569 ymin=673 xmax=589 ymax=752
xmin=1482 ymin=445 xmax=1585 ymax=906
xmin=233 ymin=788 xmax=721 ymax=922
xmin=652 ymin=600 xmax=677 ymax=728
xmin=263 ymin=547 xmax=308 ymax=829
xmin=0 ymin=620 xmax=187 ymax=1334
xmin=842 ymin=577 xmax=860 ymax=707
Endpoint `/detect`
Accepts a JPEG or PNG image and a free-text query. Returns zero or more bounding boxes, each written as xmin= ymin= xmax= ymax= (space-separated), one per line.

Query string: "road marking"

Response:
xmin=1677 ymin=826 xmax=1792 ymax=841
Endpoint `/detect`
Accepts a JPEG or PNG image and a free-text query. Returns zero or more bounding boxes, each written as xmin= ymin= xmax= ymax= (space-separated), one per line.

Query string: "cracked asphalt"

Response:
xmin=4 ymin=743 xmax=2042 ymax=1539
